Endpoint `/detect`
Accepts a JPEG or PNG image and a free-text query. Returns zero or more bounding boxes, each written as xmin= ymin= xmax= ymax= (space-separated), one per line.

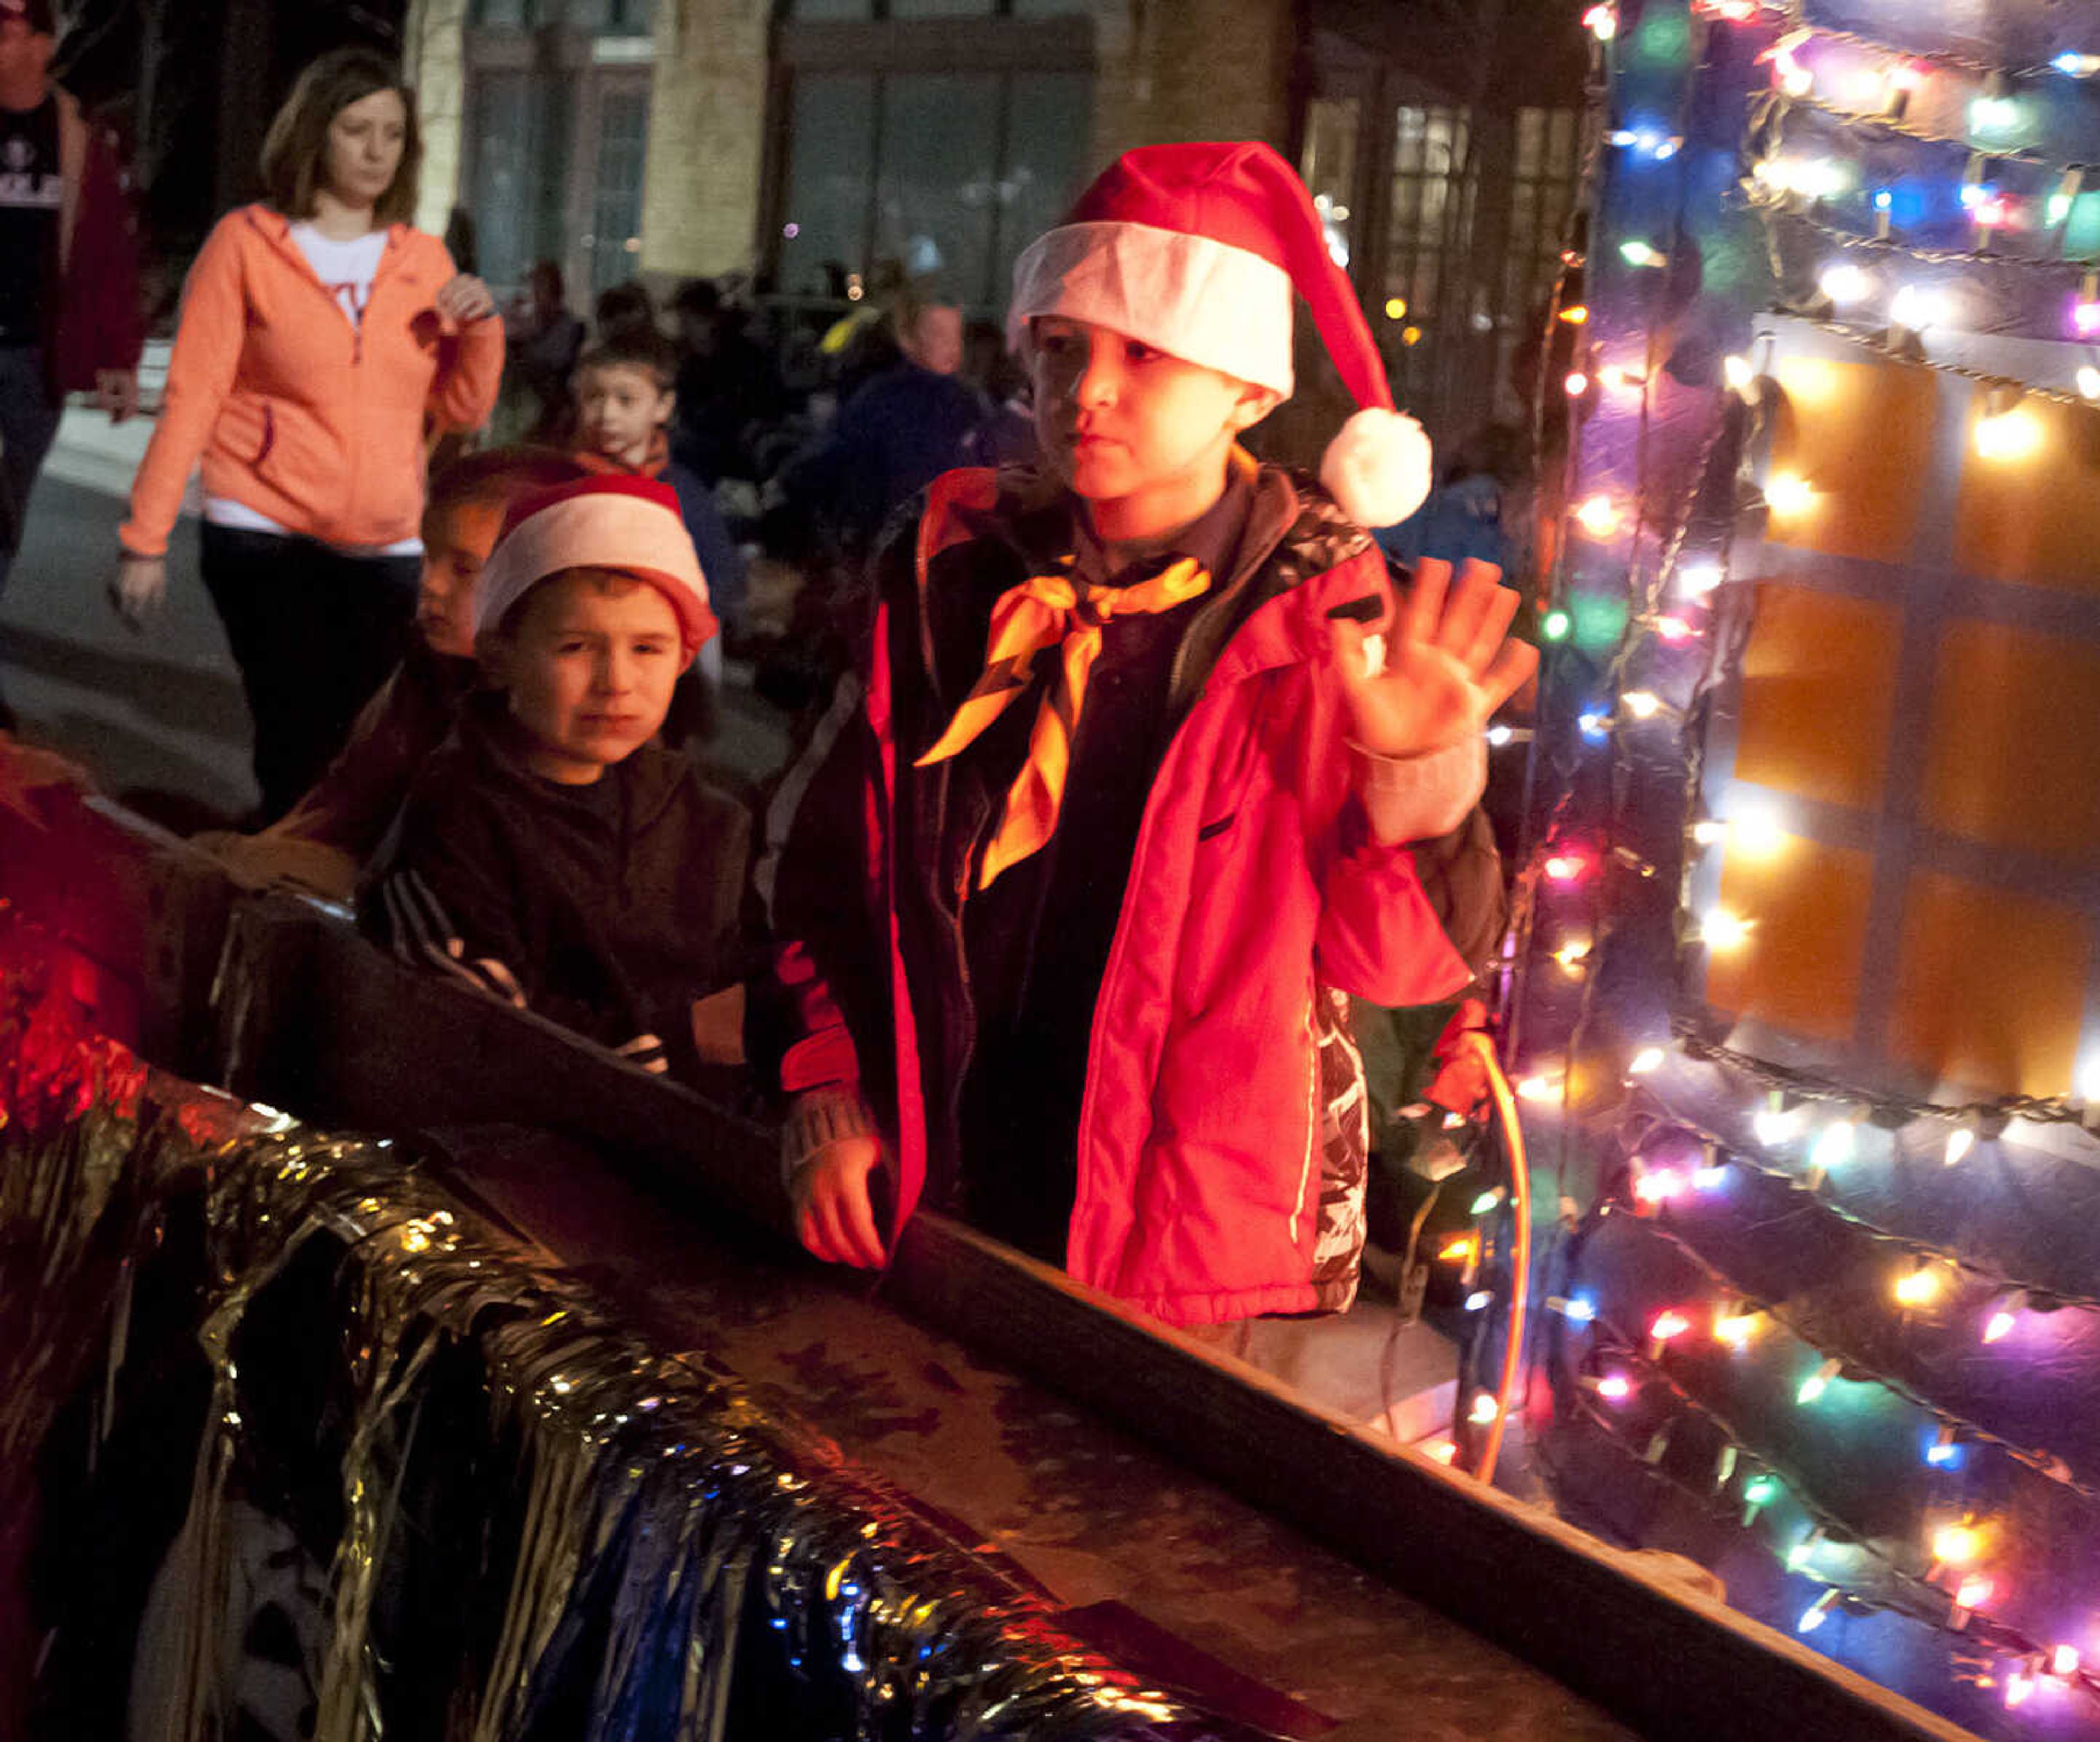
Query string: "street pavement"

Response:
xmin=1 ymin=398 xmax=790 ymax=834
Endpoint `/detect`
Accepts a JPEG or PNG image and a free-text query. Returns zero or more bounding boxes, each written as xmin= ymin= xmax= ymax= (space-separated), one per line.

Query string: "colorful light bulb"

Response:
xmin=1798 ymin=1589 xmax=1841 ymax=1633
xmin=2051 ymin=1645 xmax=2081 ymax=1677
xmin=1650 ymin=1309 xmax=1693 ymax=1343
xmin=1943 ymin=1126 xmax=1975 ymax=1166
xmin=1542 ymin=608 xmax=1572 ymax=641
xmin=1700 ymin=908 xmax=1752 ymax=951
xmin=1596 ymin=1372 xmax=1634 ymax=1402
xmin=1811 ymin=1119 xmax=1856 ymax=1171
xmin=1819 ymin=262 xmax=1871 ymax=304
xmin=1628 ymin=1046 xmax=1666 ymax=1075
xmin=1797 ymin=1357 xmax=1842 ymax=1404
xmin=1619 ymin=239 xmax=1666 ymax=269
xmin=1765 ymin=471 xmax=1815 ymax=515
xmin=1893 ymin=1263 xmax=1941 ymax=1308
xmin=1574 ymin=493 xmax=1624 ymax=536
xmin=1982 ymin=1290 xmax=2027 ymax=1344
xmin=1974 ymin=406 xmax=2042 ymax=462
xmin=1953 ymin=1574 xmax=1993 ymax=1611
xmin=1716 ymin=1309 xmax=1763 ymax=1348
xmin=1932 ymin=1522 xmax=1982 ymax=1566
xmin=1889 ymin=284 xmax=1946 ymax=332
xmin=1468 ymin=1392 xmax=1501 ymax=1425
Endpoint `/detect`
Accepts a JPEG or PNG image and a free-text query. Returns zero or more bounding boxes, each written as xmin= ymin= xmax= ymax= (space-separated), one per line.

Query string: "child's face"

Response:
xmin=488 ymin=569 xmax=684 ymax=784
xmin=415 ymin=497 xmax=507 ymax=659
xmin=1029 ymin=317 xmax=1277 ymax=541
xmin=575 ymin=364 xmax=674 ymax=469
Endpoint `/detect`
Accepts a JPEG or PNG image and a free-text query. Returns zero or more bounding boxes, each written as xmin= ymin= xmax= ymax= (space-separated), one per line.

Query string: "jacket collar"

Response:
xmin=242 ymin=202 xmax=410 ymax=292
xmin=914 ymin=453 xmax=1383 ymax=705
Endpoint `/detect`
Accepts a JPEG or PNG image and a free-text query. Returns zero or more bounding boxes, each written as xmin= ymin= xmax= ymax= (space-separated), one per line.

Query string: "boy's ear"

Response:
xmin=1229 ymin=381 xmax=1284 ymax=433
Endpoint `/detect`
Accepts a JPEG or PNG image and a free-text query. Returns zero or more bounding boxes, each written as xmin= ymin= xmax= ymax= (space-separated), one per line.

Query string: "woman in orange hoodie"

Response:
xmin=113 ymin=49 xmax=504 ymax=818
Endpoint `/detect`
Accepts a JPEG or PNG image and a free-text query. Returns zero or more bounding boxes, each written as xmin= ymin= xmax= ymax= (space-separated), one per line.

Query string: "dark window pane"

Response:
xmin=1300 ymin=96 xmax=1360 ymax=272
xmin=587 ymin=86 xmax=650 ymax=292
xmin=786 ymin=0 xmax=872 ymax=16
xmin=1013 ymin=0 xmax=1092 ymax=11
xmin=890 ymin=0 xmax=995 ymax=13
xmin=871 ymin=73 xmax=1001 ymax=305
xmin=468 ymin=71 xmax=570 ymax=288
xmin=993 ymin=71 xmax=1093 ymax=306
xmin=777 ymin=73 xmax=878 ymax=297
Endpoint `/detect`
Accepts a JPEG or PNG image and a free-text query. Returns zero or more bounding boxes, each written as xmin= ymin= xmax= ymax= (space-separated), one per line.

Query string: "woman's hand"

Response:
xmin=1331 ymin=557 xmax=1537 ymax=760
xmin=435 ymin=274 xmax=497 ymax=324
xmin=110 ymin=552 xmax=167 ymax=631
xmin=791 ymin=1132 xmax=889 ymax=1268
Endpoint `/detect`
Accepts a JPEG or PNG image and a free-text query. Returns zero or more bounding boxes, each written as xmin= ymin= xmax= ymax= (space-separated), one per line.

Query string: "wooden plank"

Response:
xmin=885 ymin=1215 xmax=1976 ymax=1742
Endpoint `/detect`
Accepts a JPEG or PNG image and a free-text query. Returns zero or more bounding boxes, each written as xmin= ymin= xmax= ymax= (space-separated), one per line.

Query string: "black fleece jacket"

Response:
xmin=359 ymin=692 xmax=751 ymax=1080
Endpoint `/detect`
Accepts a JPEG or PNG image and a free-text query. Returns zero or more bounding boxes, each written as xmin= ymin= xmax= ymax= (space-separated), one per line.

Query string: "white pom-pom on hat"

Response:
xmin=1321 ymin=407 xmax=1433 ymax=531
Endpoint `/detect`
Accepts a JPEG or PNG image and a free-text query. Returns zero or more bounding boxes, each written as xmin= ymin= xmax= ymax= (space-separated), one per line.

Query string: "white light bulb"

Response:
xmin=1890 ymin=284 xmax=1946 ymax=332
xmin=1677 ymin=559 xmax=1724 ymax=597
xmin=1818 ymin=262 xmax=1872 ymax=304
xmin=1700 ymin=908 xmax=1752 ymax=951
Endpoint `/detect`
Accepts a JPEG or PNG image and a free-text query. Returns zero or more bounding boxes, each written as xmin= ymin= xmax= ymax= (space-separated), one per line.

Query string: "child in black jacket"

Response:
xmin=360 ymin=475 xmax=748 ymax=1080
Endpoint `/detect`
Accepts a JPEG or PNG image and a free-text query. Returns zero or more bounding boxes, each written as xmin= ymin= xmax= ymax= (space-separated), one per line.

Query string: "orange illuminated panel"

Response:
xmin=1888 ymin=872 xmax=2089 ymax=1098
xmin=1919 ymin=621 xmax=2100 ymax=863
xmin=1731 ymin=581 xmax=1903 ymax=811
xmin=1705 ymin=832 xmax=1875 ymax=1044
xmin=1765 ymin=357 xmax=1939 ymax=563
xmin=1952 ymin=394 xmax=2100 ymax=590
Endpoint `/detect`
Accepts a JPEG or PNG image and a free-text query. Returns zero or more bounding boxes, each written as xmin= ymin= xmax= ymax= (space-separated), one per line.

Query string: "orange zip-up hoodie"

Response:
xmin=120 ymin=205 xmax=505 ymax=558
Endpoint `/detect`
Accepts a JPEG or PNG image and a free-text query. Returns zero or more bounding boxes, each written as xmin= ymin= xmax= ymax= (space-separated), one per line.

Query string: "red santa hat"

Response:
xmin=1008 ymin=139 xmax=1433 ymax=529
xmin=474 ymin=475 xmax=716 ymax=661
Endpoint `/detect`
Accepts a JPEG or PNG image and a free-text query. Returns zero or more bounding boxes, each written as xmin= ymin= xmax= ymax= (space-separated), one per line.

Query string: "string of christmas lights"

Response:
xmin=1553 ymin=1336 xmax=2100 ymax=1711
xmin=1491 ymin=0 xmax=2100 ymax=1726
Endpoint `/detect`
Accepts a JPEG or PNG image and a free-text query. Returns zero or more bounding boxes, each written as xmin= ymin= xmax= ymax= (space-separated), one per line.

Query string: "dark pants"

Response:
xmin=200 ymin=523 xmax=420 ymax=821
xmin=0 ymin=345 xmax=63 ymax=720
xmin=0 ymin=344 xmax=61 ymax=597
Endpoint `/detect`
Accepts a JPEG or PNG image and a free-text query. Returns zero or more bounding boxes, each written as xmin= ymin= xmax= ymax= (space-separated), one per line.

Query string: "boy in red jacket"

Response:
xmin=759 ymin=142 xmax=1535 ymax=1327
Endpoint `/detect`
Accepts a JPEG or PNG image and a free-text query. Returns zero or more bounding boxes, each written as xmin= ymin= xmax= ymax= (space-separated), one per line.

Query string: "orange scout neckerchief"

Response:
xmin=915 ymin=555 xmax=1211 ymax=889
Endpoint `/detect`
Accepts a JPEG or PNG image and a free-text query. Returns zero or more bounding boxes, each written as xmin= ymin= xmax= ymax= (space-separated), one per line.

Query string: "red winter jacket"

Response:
xmin=45 ymin=89 xmax=145 ymax=401
xmin=759 ymin=462 xmax=1479 ymax=1325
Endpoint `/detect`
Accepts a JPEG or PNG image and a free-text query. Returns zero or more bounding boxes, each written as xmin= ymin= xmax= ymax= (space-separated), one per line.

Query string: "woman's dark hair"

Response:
xmin=259 ymin=48 xmax=422 ymax=226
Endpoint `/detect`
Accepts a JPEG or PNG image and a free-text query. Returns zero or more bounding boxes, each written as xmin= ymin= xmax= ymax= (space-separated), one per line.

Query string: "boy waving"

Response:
xmin=759 ymin=141 xmax=1534 ymax=1327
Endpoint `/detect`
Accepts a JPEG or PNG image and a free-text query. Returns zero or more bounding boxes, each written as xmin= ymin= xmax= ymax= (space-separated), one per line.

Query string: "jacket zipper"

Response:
xmin=1069 ymin=485 xmax=1302 ymax=1219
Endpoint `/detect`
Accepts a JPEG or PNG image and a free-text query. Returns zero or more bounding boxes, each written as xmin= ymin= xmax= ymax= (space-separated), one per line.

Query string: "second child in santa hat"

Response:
xmin=359 ymin=474 xmax=751 ymax=1082
xmin=759 ymin=141 xmax=1537 ymax=1328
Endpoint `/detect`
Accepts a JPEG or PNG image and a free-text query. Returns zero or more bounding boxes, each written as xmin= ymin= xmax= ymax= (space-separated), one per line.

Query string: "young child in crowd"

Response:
xmin=206 ymin=447 xmax=591 ymax=897
xmin=570 ymin=332 xmax=746 ymax=662
xmin=757 ymin=141 xmax=1536 ymax=1329
xmin=360 ymin=475 xmax=750 ymax=1080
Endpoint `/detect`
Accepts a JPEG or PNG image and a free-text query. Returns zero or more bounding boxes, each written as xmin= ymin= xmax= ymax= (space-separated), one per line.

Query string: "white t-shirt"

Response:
xmin=203 ymin=223 xmax=422 ymax=555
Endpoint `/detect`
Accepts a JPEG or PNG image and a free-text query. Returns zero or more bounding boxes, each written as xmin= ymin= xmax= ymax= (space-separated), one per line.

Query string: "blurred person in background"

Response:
xmin=505 ymin=258 xmax=584 ymax=443
xmin=0 ymin=0 xmax=142 ymax=730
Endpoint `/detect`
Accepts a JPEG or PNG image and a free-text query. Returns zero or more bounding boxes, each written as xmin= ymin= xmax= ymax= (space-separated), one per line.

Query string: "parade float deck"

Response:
xmin=0 ymin=771 xmax=1981 ymax=1740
